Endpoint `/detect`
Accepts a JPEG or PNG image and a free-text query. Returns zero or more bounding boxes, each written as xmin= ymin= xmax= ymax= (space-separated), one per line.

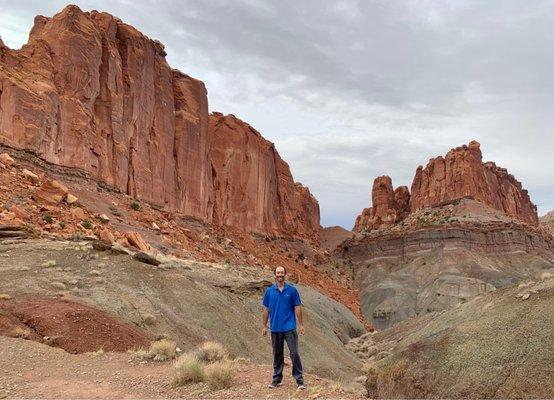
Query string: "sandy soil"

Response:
xmin=0 ymin=336 xmax=364 ymax=399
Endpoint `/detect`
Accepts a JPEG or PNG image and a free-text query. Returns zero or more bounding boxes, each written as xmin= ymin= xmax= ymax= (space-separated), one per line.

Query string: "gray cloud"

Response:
xmin=1 ymin=0 xmax=553 ymax=227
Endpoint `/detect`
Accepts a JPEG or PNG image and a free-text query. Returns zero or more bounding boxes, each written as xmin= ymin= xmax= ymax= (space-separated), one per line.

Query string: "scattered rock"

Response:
xmin=33 ymin=179 xmax=69 ymax=205
xmin=70 ymin=207 xmax=87 ymax=220
xmin=0 ymin=153 xmax=14 ymax=167
xmin=151 ymin=222 xmax=160 ymax=230
xmin=41 ymin=260 xmax=57 ymax=268
xmin=65 ymin=193 xmax=78 ymax=205
xmin=125 ymin=232 xmax=149 ymax=252
xmin=92 ymin=240 xmax=112 ymax=252
xmin=50 ymin=281 xmax=67 ymax=290
xmin=22 ymin=169 xmax=40 ymax=184
xmin=9 ymin=205 xmax=30 ymax=221
xmin=133 ymin=251 xmax=161 ymax=266
xmin=0 ymin=294 xmax=11 ymax=300
xmin=98 ymin=214 xmax=110 ymax=223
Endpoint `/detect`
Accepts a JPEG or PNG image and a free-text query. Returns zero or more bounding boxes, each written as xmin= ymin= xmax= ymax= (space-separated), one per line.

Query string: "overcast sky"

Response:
xmin=1 ymin=0 xmax=553 ymax=228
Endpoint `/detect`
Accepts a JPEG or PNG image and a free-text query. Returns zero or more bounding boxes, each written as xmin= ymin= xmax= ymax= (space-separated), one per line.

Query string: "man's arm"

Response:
xmin=262 ymin=307 xmax=269 ymax=336
xmin=295 ymin=305 xmax=305 ymax=335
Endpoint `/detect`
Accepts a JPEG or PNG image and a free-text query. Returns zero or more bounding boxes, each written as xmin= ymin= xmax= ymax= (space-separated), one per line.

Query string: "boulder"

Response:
xmin=0 ymin=153 xmax=14 ymax=167
xmin=125 ymin=231 xmax=149 ymax=251
xmin=32 ymin=179 xmax=69 ymax=205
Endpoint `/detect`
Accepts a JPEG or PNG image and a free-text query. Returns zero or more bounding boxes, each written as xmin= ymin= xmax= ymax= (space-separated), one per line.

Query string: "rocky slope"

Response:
xmin=209 ymin=113 xmax=319 ymax=237
xmin=0 ymin=238 xmax=365 ymax=381
xmin=0 ymin=5 xmax=318 ymax=237
xmin=540 ymin=210 xmax=554 ymax=235
xmin=350 ymin=276 xmax=554 ymax=398
xmin=354 ymin=141 xmax=538 ymax=232
xmin=341 ymin=198 xmax=554 ymax=330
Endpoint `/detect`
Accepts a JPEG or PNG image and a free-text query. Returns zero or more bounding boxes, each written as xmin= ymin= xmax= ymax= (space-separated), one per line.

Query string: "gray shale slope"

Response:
xmin=348 ymin=276 xmax=554 ymax=398
xmin=0 ymin=238 xmax=365 ymax=381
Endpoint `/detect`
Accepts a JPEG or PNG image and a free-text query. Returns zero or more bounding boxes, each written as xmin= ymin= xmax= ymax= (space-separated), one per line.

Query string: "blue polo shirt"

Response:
xmin=262 ymin=283 xmax=302 ymax=333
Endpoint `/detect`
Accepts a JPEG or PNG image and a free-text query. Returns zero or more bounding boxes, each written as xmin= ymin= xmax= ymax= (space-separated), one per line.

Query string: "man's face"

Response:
xmin=274 ymin=267 xmax=286 ymax=283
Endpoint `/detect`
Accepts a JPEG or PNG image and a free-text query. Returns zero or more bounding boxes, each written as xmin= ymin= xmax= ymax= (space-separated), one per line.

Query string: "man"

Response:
xmin=262 ymin=266 xmax=306 ymax=390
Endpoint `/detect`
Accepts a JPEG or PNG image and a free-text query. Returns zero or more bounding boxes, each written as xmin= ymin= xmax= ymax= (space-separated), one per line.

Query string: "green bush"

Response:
xmin=82 ymin=219 xmax=93 ymax=229
xmin=42 ymin=213 xmax=53 ymax=224
xmin=130 ymin=200 xmax=141 ymax=211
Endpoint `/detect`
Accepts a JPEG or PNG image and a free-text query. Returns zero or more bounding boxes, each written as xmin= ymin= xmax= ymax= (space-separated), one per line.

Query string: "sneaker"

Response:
xmin=297 ymin=383 xmax=306 ymax=390
xmin=268 ymin=382 xmax=282 ymax=389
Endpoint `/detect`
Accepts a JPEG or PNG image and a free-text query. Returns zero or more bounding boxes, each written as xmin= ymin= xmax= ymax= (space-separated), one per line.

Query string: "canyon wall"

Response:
xmin=209 ymin=113 xmax=320 ymax=236
xmin=0 ymin=5 xmax=319 ymax=237
xmin=354 ymin=141 xmax=538 ymax=231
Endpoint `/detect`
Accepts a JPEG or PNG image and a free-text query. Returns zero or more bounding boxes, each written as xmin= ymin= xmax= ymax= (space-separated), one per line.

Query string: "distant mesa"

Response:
xmin=0 ymin=5 xmax=319 ymax=237
xmin=354 ymin=141 xmax=538 ymax=232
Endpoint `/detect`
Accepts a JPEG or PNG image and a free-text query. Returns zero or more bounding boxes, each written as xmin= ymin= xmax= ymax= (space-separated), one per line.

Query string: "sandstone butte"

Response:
xmin=0 ymin=5 xmax=319 ymax=237
xmin=354 ymin=140 xmax=538 ymax=231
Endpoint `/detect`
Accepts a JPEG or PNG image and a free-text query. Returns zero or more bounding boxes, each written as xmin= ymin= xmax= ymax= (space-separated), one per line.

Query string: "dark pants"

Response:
xmin=271 ymin=329 xmax=304 ymax=385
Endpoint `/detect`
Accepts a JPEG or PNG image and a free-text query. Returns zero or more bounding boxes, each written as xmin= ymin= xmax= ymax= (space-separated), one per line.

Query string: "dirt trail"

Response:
xmin=0 ymin=336 xmax=363 ymax=399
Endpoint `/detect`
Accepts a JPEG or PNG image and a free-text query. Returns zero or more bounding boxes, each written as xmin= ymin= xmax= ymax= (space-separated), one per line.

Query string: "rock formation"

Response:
xmin=209 ymin=113 xmax=320 ymax=236
xmin=411 ymin=141 xmax=538 ymax=225
xmin=353 ymin=176 xmax=410 ymax=232
xmin=354 ymin=141 xmax=538 ymax=231
xmin=0 ymin=5 xmax=319 ymax=237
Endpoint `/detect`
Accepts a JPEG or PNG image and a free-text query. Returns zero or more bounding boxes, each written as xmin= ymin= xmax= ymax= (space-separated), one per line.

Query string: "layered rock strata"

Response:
xmin=209 ymin=113 xmax=320 ymax=236
xmin=354 ymin=141 xmax=538 ymax=231
xmin=0 ymin=6 xmax=319 ymax=237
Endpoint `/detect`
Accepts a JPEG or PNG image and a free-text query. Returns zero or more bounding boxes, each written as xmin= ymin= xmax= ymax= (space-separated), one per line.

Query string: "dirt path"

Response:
xmin=0 ymin=336 xmax=364 ymax=399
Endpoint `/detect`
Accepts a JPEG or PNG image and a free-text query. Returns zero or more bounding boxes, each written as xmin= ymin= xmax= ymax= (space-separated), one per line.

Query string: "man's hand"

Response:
xmin=262 ymin=326 xmax=268 ymax=336
xmin=299 ymin=325 xmax=305 ymax=335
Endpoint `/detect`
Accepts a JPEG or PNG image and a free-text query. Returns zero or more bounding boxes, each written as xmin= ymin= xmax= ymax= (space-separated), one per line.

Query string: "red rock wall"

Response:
xmin=0 ymin=6 xmax=321 ymax=237
xmin=354 ymin=141 xmax=538 ymax=230
xmin=410 ymin=141 xmax=538 ymax=225
xmin=0 ymin=6 xmax=213 ymax=221
xmin=353 ymin=176 xmax=410 ymax=232
xmin=209 ymin=113 xmax=320 ymax=237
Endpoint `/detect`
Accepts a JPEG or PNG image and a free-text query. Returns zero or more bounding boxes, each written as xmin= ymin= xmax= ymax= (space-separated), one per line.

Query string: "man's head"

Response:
xmin=274 ymin=266 xmax=286 ymax=284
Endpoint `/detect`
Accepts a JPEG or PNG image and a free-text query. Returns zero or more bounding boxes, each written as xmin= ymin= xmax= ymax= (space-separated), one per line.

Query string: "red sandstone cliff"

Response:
xmin=354 ymin=141 xmax=538 ymax=231
xmin=209 ymin=113 xmax=320 ymax=236
xmin=353 ymin=176 xmax=409 ymax=232
xmin=410 ymin=141 xmax=537 ymax=225
xmin=0 ymin=5 xmax=320 ymax=237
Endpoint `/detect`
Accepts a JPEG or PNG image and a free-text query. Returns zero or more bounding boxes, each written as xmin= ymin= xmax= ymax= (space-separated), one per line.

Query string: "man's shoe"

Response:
xmin=268 ymin=382 xmax=282 ymax=389
xmin=297 ymin=383 xmax=306 ymax=390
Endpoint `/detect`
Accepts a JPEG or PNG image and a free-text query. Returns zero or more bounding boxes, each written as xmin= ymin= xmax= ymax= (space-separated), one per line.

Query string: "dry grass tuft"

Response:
xmin=194 ymin=341 xmax=227 ymax=363
xmin=204 ymin=359 xmax=236 ymax=390
xmin=149 ymin=339 xmax=177 ymax=361
xmin=0 ymin=293 xmax=12 ymax=300
xmin=170 ymin=354 xmax=205 ymax=387
xmin=9 ymin=326 xmax=31 ymax=339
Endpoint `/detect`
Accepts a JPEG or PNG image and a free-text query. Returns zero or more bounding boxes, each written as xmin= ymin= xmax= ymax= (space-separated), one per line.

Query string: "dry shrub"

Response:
xmin=149 ymin=339 xmax=177 ymax=361
xmin=9 ymin=326 xmax=31 ymax=339
xmin=205 ymin=359 xmax=236 ymax=390
xmin=170 ymin=354 xmax=205 ymax=387
xmin=0 ymin=294 xmax=11 ymax=300
xmin=195 ymin=341 xmax=227 ymax=363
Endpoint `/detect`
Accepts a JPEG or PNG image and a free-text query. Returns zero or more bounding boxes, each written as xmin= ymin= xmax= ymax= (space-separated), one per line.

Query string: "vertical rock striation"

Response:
xmin=353 ymin=176 xmax=409 ymax=232
xmin=354 ymin=141 xmax=538 ymax=231
xmin=0 ymin=5 xmax=320 ymax=237
xmin=410 ymin=141 xmax=537 ymax=225
xmin=209 ymin=113 xmax=320 ymax=237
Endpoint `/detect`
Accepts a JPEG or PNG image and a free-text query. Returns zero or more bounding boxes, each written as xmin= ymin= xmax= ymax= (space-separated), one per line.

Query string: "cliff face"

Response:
xmin=354 ymin=141 xmax=538 ymax=231
xmin=353 ymin=176 xmax=409 ymax=232
xmin=0 ymin=6 xmax=319 ymax=237
xmin=411 ymin=141 xmax=537 ymax=225
xmin=0 ymin=6 xmax=213 ymax=220
xmin=209 ymin=113 xmax=320 ymax=236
